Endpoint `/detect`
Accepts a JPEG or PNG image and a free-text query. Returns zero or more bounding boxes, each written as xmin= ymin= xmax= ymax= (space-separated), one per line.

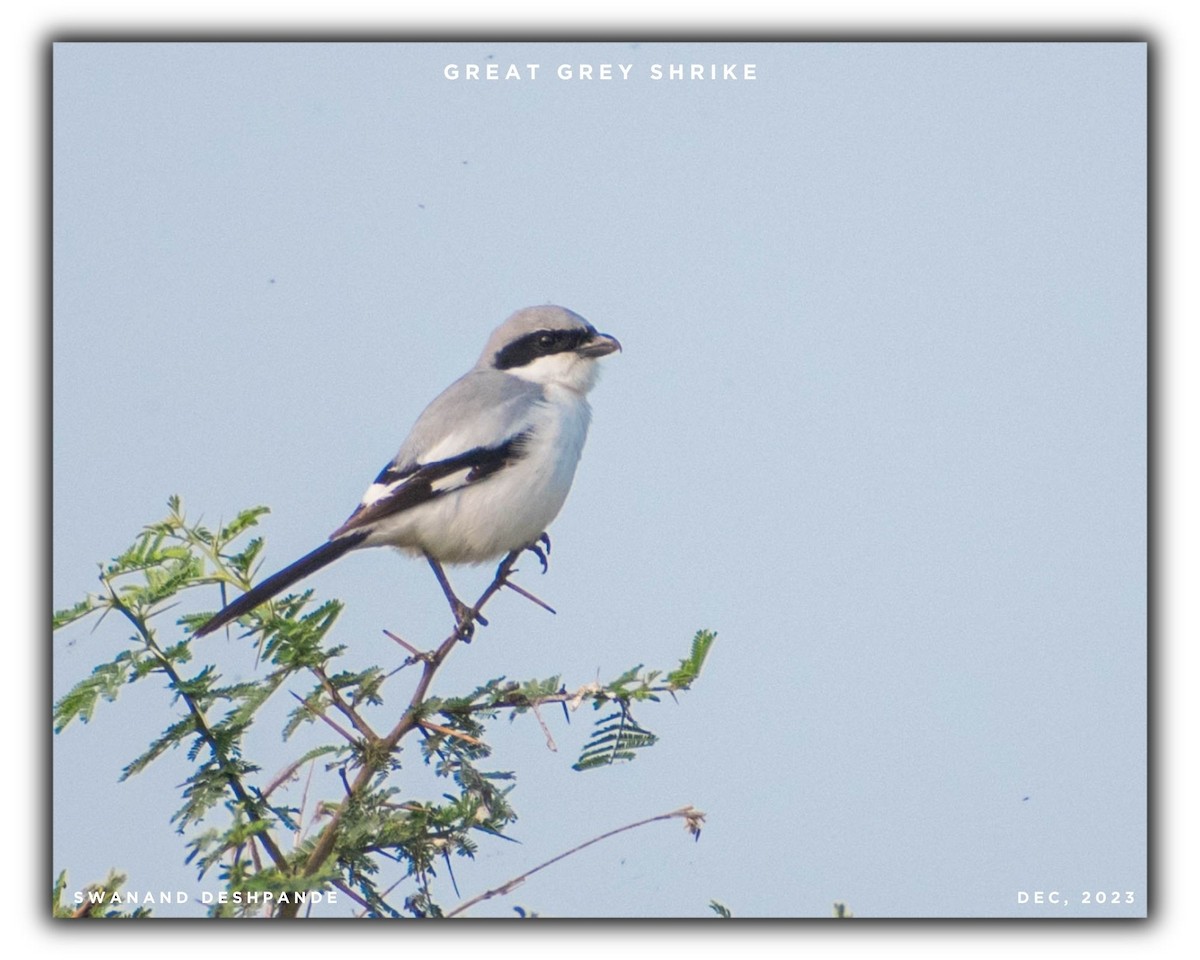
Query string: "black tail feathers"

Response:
xmin=193 ymin=532 xmax=368 ymax=637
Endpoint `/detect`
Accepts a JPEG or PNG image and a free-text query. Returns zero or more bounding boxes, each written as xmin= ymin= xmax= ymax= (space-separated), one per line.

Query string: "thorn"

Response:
xmin=530 ymin=702 xmax=557 ymax=752
xmin=502 ymin=579 xmax=557 ymax=615
xmin=383 ymin=629 xmax=424 ymax=658
xmin=444 ymin=850 xmax=460 ymax=898
xmin=417 ymin=719 xmax=484 ymax=746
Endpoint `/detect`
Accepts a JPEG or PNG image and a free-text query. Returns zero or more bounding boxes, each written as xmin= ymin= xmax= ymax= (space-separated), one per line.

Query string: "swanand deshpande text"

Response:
xmin=71 ymin=889 xmax=338 ymax=906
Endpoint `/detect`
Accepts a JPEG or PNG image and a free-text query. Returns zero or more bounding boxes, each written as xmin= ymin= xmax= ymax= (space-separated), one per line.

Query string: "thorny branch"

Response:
xmin=275 ymin=550 xmax=527 ymax=918
xmin=289 ymin=690 xmax=358 ymax=745
xmin=58 ymin=507 xmax=711 ymax=920
xmin=311 ymin=663 xmax=379 ymax=741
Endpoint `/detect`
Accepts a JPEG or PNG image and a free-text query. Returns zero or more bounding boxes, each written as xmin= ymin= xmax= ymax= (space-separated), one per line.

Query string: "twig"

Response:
xmin=289 ymin=691 xmax=359 ymax=745
xmin=312 ymin=664 xmax=379 ymax=740
xmin=449 ymin=681 xmax=616 ymax=715
xmin=416 ymin=719 xmax=484 ymax=747
xmin=247 ymin=835 xmax=263 ymax=874
xmin=295 ymin=758 xmax=317 ymax=847
xmin=502 ymin=579 xmax=557 ymax=615
xmin=530 ymin=702 xmax=557 ymax=752
xmin=261 ymin=750 xmax=319 ymax=801
xmin=383 ymin=629 xmax=424 ymax=658
xmin=445 ymin=806 xmax=706 ymax=917
xmin=331 ymin=878 xmax=374 ymax=913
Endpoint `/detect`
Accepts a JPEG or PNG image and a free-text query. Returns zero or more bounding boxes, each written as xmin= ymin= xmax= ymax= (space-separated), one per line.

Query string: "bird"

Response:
xmin=193 ymin=305 xmax=621 ymax=638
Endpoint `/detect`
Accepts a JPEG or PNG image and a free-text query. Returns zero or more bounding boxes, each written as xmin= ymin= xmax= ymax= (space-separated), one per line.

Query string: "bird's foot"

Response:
xmin=452 ymin=600 xmax=482 ymax=642
xmin=523 ymin=533 xmax=552 ymax=574
xmin=490 ymin=546 xmax=556 ymax=615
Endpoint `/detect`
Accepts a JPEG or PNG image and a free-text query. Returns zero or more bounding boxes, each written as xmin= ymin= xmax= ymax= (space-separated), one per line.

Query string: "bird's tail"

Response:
xmin=193 ymin=532 xmax=368 ymax=637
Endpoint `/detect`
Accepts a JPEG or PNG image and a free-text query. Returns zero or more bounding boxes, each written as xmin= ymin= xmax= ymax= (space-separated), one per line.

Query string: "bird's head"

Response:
xmin=482 ymin=305 xmax=621 ymax=393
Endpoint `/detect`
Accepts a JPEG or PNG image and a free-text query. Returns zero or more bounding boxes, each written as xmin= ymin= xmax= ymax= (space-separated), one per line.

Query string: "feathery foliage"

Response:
xmin=52 ymin=870 xmax=153 ymax=919
xmin=53 ymin=498 xmax=715 ymax=918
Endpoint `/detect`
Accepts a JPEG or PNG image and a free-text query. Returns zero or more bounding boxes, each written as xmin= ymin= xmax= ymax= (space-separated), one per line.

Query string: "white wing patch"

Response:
xmin=429 ymin=466 xmax=475 ymax=494
xmin=359 ymin=463 xmax=480 ymax=509
xmin=359 ymin=481 xmax=395 ymax=506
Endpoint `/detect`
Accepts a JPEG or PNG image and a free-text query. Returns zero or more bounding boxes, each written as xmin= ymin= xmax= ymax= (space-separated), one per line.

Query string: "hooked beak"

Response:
xmin=578 ymin=331 xmax=622 ymax=358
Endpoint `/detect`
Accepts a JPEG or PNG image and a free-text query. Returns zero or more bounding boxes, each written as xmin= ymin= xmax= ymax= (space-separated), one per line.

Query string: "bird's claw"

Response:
xmin=452 ymin=600 xmax=486 ymax=642
xmin=525 ymin=533 xmax=552 ymax=574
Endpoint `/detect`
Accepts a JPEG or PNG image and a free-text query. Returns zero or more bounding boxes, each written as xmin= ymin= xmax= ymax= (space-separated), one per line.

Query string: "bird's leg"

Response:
xmin=492 ymin=549 xmax=522 ymax=585
xmin=523 ymin=532 xmax=552 ymax=574
xmin=425 ymin=554 xmax=483 ymax=641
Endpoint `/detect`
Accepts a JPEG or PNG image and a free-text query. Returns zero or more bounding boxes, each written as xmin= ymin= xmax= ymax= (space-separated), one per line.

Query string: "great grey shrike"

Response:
xmin=194 ymin=305 xmax=621 ymax=637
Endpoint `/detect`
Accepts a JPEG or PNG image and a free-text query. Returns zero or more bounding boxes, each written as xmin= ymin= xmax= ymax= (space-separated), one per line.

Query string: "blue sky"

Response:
xmin=52 ymin=40 xmax=1145 ymax=919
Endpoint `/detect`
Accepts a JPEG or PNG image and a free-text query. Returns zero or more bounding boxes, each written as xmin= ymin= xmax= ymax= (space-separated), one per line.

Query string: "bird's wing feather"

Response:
xmin=392 ymin=370 xmax=544 ymax=469
xmin=330 ymin=429 xmax=533 ymax=537
xmin=330 ymin=372 xmax=544 ymax=539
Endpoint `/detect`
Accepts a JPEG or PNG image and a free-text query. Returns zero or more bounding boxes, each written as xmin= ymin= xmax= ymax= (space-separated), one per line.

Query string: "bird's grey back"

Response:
xmin=391 ymin=369 xmax=545 ymax=470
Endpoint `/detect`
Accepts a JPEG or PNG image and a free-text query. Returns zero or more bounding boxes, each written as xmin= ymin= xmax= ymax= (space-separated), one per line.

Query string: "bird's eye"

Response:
xmin=537 ymin=332 xmax=557 ymax=350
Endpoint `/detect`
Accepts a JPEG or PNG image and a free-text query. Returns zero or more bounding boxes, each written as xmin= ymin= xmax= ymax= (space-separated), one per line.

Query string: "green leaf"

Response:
xmin=53 ymin=653 xmax=136 ymax=731
xmin=667 ymin=629 xmax=716 ymax=690
xmin=55 ymin=870 xmax=153 ymax=918
xmin=218 ymin=506 xmax=270 ymax=543
xmin=52 ymin=596 xmax=100 ymax=630
xmin=121 ymin=716 xmax=198 ymax=780
xmin=573 ymin=704 xmax=658 ymax=771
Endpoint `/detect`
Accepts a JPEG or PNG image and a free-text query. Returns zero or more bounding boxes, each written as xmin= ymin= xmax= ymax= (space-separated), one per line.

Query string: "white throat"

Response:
xmin=504 ymin=352 xmax=601 ymax=394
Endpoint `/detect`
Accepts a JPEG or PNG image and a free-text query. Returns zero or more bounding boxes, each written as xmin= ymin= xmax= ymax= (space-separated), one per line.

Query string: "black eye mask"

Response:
xmin=492 ymin=326 xmax=597 ymax=370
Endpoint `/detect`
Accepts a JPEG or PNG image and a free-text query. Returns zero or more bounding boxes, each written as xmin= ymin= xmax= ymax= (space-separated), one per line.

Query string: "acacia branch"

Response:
xmin=416 ymin=719 xmax=484 ymax=746
xmin=445 ymin=805 xmax=706 ymax=918
xmin=107 ymin=590 xmax=291 ymax=873
xmin=443 ymin=679 xmax=686 ymax=718
xmin=275 ymin=551 xmax=523 ymax=918
xmin=311 ymin=664 xmax=380 ymax=741
xmin=289 ymin=691 xmax=358 ymax=745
